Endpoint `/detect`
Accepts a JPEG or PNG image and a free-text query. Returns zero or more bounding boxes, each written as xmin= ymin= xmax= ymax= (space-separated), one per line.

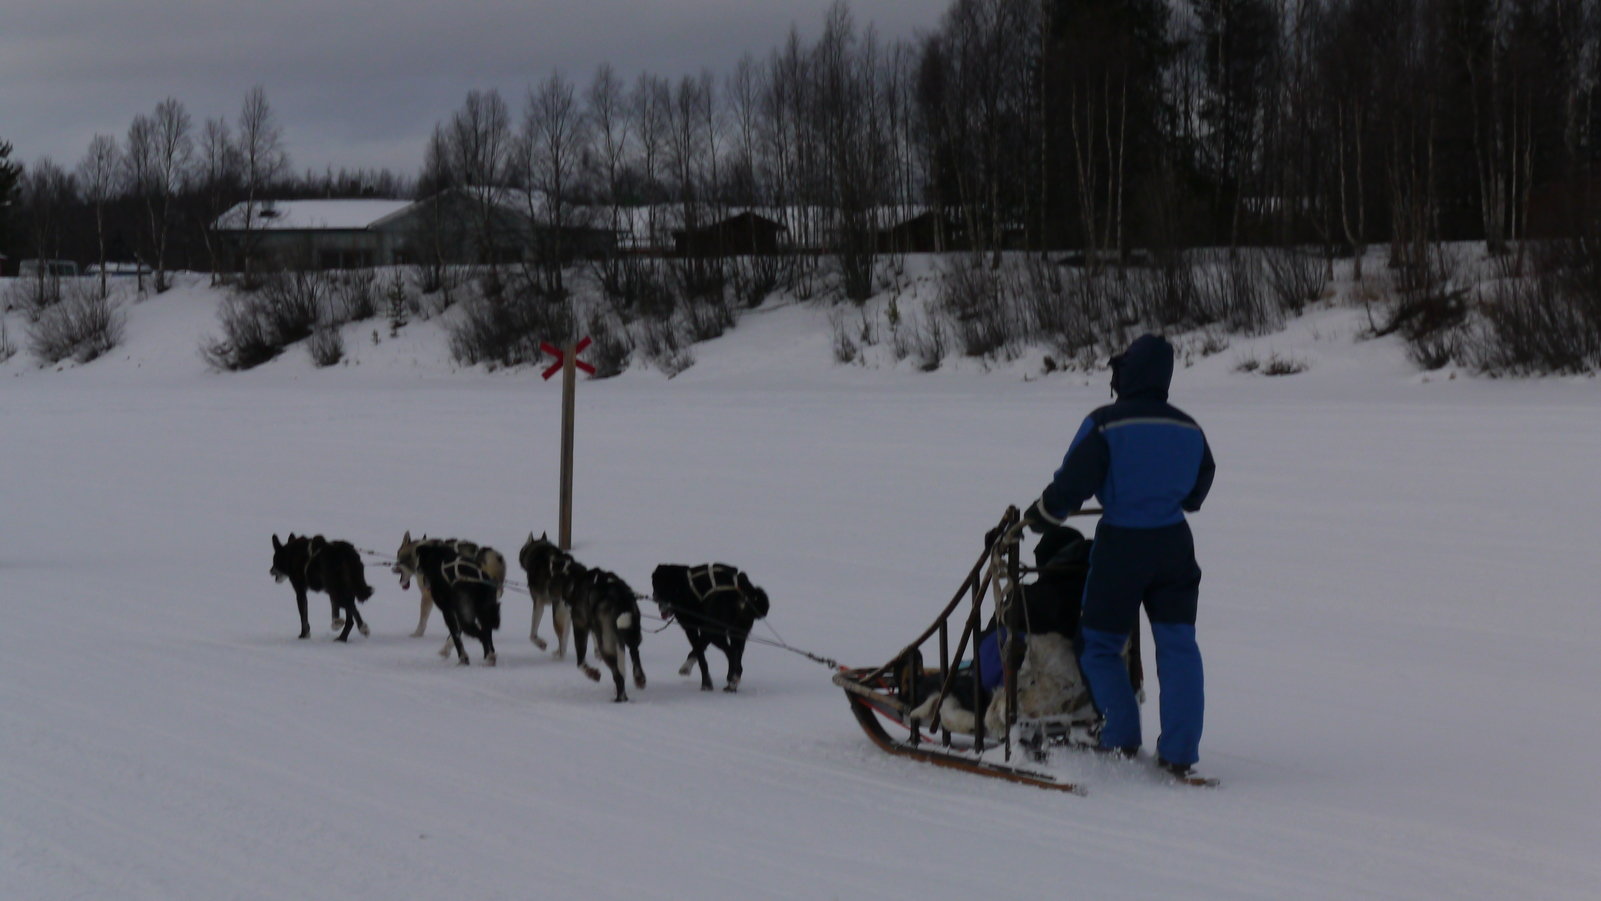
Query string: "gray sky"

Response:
xmin=2 ymin=0 xmax=933 ymax=180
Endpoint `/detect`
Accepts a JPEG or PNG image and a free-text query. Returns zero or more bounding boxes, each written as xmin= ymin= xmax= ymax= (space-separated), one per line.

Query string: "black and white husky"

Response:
xmin=392 ymin=534 xmax=501 ymax=665
xmin=567 ymin=567 xmax=647 ymax=702
xmin=270 ymin=534 xmax=374 ymax=641
xmin=393 ymin=531 xmax=506 ymax=642
xmin=517 ymin=532 xmax=575 ymax=658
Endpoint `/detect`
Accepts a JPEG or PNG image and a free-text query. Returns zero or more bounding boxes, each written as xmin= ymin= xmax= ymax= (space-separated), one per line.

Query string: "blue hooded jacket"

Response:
xmin=1035 ymin=335 xmax=1214 ymax=529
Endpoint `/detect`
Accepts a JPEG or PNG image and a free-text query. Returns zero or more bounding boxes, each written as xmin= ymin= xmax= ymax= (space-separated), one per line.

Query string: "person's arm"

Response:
xmin=1182 ymin=434 xmax=1215 ymax=513
xmin=1035 ymin=414 xmax=1107 ymax=525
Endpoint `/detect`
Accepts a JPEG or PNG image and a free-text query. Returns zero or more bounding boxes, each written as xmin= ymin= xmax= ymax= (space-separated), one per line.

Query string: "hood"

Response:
xmin=1110 ymin=334 xmax=1174 ymax=401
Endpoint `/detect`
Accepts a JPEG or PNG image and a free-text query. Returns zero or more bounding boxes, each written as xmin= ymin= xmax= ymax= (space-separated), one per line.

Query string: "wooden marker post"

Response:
xmin=541 ymin=337 xmax=595 ymax=551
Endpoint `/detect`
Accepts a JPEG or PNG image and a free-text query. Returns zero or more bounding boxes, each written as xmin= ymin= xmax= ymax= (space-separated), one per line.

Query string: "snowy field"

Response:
xmin=3 ymin=278 xmax=1599 ymax=900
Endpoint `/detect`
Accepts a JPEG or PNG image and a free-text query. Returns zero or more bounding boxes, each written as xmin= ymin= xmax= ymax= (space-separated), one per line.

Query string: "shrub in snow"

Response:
xmin=7 ymin=273 xmax=63 ymax=320
xmin=731 ymin=255 xmax=786 ymax=309
xmin=330 ymin=270 xmax=377 ymax=324
xmin=1472 ymin=266 xmax=1600 ymax=375
xmin=1196 ymin=250 xmax=1280 ymax=336
xmin=637 ymin=315 xmax=693 ymax=377
xmin=1260 ymin=353 xmax=1308 ymax=376
xmin=200 ymin=294 xmax=281 ymax=371
xmin=0 ymin=317 xmax=17 ymax=363
xmin=447 ymin=279 xmax=575 ymax=369
xmin=200 ymin=274 xmax=324 ymax=372
xmin=937 ymin=255 xmax=1018 ymax=360
xmin=582 ymin=312 xmax=632 ymax=379
xmin=307 ymin=326 xmax=345 ymax=368
xmin=27 ymin=286 xmax=124 ymax=365
xmin=385 ymin=275 xmax=409 ymax=336
xmin=1263 ymin=246 xmax=1327 ymax=313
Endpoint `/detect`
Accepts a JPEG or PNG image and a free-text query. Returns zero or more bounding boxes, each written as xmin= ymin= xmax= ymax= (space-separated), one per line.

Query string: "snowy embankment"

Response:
xmin=2 ymin=276 xmax=1598 ymax=900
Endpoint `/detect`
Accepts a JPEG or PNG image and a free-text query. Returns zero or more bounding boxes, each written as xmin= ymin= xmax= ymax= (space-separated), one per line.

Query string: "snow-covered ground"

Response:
xmin=3 ymin=277 xmax=1598 ymax=900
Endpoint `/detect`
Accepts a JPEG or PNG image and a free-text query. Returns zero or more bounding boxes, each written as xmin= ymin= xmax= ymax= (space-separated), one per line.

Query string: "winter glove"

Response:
xmin=1021 ymin=501 xmax=1052 ymax=534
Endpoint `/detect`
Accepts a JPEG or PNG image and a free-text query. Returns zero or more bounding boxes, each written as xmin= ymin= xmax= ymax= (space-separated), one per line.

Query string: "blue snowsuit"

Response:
xmin=1031 ymin=334 xmax=1215 ymax=766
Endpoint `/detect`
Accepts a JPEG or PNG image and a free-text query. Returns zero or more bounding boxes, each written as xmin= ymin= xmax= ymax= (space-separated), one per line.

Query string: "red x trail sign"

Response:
xmin=541 ymin=337 xmax=595 ymax=380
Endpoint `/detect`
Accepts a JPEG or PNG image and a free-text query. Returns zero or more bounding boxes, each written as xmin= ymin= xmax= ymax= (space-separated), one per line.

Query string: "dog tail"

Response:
xmin=355 ymin=574 xmax=374 ymax=602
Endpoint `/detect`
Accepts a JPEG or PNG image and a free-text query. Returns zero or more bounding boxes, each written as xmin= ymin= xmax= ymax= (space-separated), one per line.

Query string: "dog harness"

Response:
xmin=440 ymin=556 xmax=491 ymax=587
xmin=688 ymin=564 xmax=747 ymax=605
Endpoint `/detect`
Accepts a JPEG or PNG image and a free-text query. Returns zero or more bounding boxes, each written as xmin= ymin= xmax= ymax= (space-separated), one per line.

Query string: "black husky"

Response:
xmin=568 ymin=567 xmax=647 ymax=702
xmin=651 ymin=564 xmax=771 ymax=692
xmin=406 ymin=542 xmax=501 ymax=666
xmin=270 ymin=534 xmax=374 ymax=641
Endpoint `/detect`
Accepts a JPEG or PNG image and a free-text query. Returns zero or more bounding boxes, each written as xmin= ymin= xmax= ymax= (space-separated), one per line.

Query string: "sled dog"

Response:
xmin=567 ymin=566 xmax=647 ymax=702
xmin=517 ymin=532 xmax=575 ymax=658
xmin=270 ymin=533 xmax=374 ymax=641
xmin=392 ymin=534 xmax=501 ymax=665
xmin=651 ymin=563 xmax=771 ymax=692
xmin=393 ymin=532 xmax=505 ymax=640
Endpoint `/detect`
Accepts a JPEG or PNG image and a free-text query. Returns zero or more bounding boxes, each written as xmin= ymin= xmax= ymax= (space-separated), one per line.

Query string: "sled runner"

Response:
xmin=832 ymin=506 xmax=1104 ymax=794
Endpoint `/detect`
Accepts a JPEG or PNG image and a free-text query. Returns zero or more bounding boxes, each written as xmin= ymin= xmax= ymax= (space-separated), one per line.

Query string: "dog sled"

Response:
xmin=832 ymin=506 xmax=1116 ymax=794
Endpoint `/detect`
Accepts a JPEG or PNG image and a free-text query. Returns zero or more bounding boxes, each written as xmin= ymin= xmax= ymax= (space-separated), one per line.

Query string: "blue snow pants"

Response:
xmin=1079 ymin=521 xmax=1205 ymax=766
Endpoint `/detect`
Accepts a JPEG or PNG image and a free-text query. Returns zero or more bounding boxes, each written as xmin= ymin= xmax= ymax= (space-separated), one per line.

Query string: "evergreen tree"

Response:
xmin=0 ymin=140 xmax=22 ymax=264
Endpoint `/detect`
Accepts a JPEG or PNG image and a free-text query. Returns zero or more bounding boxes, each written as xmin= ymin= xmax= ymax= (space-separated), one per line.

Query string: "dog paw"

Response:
xmin=334 ymin=635 xmax=348 ymax=643
xmin=531 ymin=636 xmax=547 ymax=650
xmin=358 ymin=623 xmax=370 ymax=636
xmin=456 ymin=657 xmax=470 ymax=666
xmin=723 ymin=684 xmax=739 ymax=693
xmin=634 ymin=674 xmax=647 ymax=689
xmin=613 ymin=694 xmax=628 ymax=703
xmin=331 ymin=618 xmax=345 ymax=630
xmin=582 ymin=666 xmax=601 ymax=682
xmin=410 ymin=629 xmax=426 ymax=638
xmin=701 ymin=683 xmax=714 ymax=691
xmin=484 ymin=654 xmax=496 ymax=667
xmin=678 ymin=661 xmax=694 ymax=676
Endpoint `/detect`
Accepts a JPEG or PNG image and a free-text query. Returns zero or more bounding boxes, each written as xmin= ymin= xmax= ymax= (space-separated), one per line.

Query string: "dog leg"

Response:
xmin=295 ymin=588 xmax=311 ymax=640
xmin=349 ymin=600 xmax=370 ymax=638
xmin=529 ymin=596 xmax=547 ymax=649
xmin=330 ymin=597 xmax=344 ymax=632
xmin=692 ymin=639 xmax=714 ymax=692
xmin=334 ymin=599 xmax=357 ymax=643
xmin=439 ymin=608 xmax=469 ymax=665
xmin=412 ymin=584 xmax=433 ymax=638
xmin=438 ymin=637 xmax=452 ymax=658
xmin=628 ymin=639 xmax=646 ymax=690
xmin=480 ymin=628 xmax=496 ymax=667
xmin=723 ymin=634 xmax=746 ymax=693
xmin=574 ymin=627 xmax=600 ymax=681
xmin=552 ymin=601 xmax=569 ymax=660
xmin=599 ymin=642 xmax=627 ymax=702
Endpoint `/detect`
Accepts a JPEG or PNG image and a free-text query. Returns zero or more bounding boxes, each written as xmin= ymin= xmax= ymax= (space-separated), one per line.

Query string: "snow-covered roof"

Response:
xmin=212 ymin=199 xmax=415 ymax=232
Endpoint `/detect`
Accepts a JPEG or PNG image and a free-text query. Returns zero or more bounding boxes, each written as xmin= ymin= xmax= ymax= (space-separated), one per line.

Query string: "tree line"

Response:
xmin=2 ymin=0 xmax=1600 ymax=374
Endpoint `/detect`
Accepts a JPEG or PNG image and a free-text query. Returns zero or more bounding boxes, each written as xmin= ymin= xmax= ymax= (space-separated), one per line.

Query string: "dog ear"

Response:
xmin=272 ymin=534 xmax=282 ymax=550
xmin=403 ymin=530 xmax=412 ymax=545
xmin=540 ymin=531 xmax=548 ymax=542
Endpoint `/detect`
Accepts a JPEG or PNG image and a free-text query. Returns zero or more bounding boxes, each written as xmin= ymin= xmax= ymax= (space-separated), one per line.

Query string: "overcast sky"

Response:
xmin=2 ymin=1 xmax=934 ymax=181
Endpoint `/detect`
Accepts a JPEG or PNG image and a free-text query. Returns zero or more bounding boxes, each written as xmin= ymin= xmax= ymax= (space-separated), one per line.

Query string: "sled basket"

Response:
xmin=832 ymin=505 xmax=1100 ymax=793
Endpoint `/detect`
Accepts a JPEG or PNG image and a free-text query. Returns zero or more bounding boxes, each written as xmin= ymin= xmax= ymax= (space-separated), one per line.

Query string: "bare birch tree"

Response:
xmin=77 ymin=134 xmax=121 ymax=298
xmin=237 ymin=86 xmax=289 ymax=278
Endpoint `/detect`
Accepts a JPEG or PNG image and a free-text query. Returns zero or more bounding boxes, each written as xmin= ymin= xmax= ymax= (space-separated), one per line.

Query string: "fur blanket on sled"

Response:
xmin=982 ymin=632 xmax=1099 ymax=736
